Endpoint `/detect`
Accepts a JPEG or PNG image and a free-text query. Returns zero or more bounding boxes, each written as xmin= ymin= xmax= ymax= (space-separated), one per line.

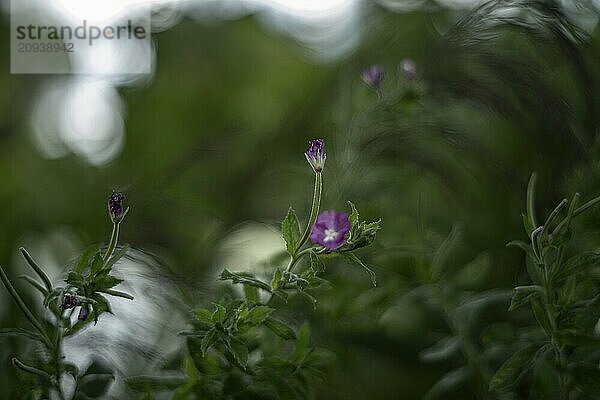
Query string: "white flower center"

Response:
xmin=323 ymin=228 xmax=339 ymax=243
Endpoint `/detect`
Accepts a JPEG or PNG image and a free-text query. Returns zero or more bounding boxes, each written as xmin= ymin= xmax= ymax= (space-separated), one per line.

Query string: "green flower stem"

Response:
xmin=295 ymin=172 xmax=322 ymax=256
xmin=0 ymin=266 xmax=52 ymax=348
xmin=103 ymin=222 xmax=120 ymax=263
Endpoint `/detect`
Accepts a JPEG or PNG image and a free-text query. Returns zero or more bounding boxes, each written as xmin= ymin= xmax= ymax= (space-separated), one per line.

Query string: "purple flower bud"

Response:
xmin=310 ymin=210 xmax=351 ymax=250
xmin=108 ymin=192 xmax=127 ymax=224
xmin=399 ymin=58 xmax=418 ymax=80
xmin=60 ymin=294 xmax=79 ymax=309
xmin=78 ymin=304 xmax=90 ymax=321
xmin=361 ymin=65 xmax=384 ymax=88
xmin=305 ymin=139 xmax=326 ymax=173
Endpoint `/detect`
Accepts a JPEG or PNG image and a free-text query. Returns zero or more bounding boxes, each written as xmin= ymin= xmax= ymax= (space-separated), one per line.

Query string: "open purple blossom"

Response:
xmin=361 ymin=65 xmax=384 ymax=88
xmin=108 ymin=192 xmax=127 ymax=224
xmin=305 ymin=139 xmax=326 ymax=173
xmin=310 ymin=210 xmax=351 ymax=250
xmin=60 ymin=294 xmax=79 ymax=310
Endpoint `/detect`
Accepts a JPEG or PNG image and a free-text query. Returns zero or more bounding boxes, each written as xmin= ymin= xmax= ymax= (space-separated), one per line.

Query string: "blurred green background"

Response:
xmin=1 ymin=1 xmax=600 ymax=398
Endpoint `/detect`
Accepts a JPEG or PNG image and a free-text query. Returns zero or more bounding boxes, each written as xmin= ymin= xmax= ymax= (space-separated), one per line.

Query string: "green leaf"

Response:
xmin=18 ymin=275 xmax=48 ymax=296
xmin=489 ymin=344 xmax=541 ymax=392
xmin=219 ymin=269 xmax=271 ymax=292
xmin=201 ymin=329 xmax=218 ymax=356
xmin=526 ymin=172 xmax=538 ymax=231
xmin=245 ymin=305 xmax=274 ymax=325
xmin=340 ymin=253 xmax=377 ymax=287
xmin=99 ymin=289 xmax=134 ymax=300
xmin=264 ymin=317 xmax=296 ymax=340
xmin=0 ymin=328 xmax=43 ymax=342
xmin=271 ymin=268 xmax=283 ymax=290
xmin=424 ymin=367 xmax=469 ymax=400
xmin=103 ymin=245 xmax=130 ymax=272
xmin=226 ymin=338 xmax=249 ymax=369
xmin=292 ymin=322 xmax=311 ymax=363
xmin=12 ymin=357 xmax=52 ymax=381
xmin=509 ymin=285 xmax=543 ymax=311
xmin=282 ymin=207 xmax=301 ymax=255
xmin=93 ymin=273 xmax=123 ymax=291
xmin=530 ymin=298 xmax=553 ymax=335
xmin=553 ymin=251 xmax=600 ymax=283
xmin=76 ymin=245 xmax=100 ymax=274
xmin=420 ymin=336 xmax=461 ymax=363
xmin=348 ymin=201 xmax=360 ymax=238
xmin=19 ymin=248 xmax=53 ymax=294
xmin=212 ymin=304 xmax=227 ymax=324
xmin=193 ymin=309 xmax=215 ymax=326
xmin=309 ymin=251 xmax=325 ymax=274
xmin=572 ymin=363 xmax=600 ymax=395
xmin=66 ymin=271 xmax=85 ymax=288
xmin=90 ymin=252 xmax=105 ymax=276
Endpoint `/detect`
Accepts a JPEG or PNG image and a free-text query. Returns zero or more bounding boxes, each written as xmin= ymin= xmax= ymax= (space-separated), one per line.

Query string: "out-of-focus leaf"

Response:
xmin=424 ymin=367 xmax=469 ymax=399
xmin=201 ymin=329 xmax=218 ymax=356
xmin=553 ymin=251 xmax=600 ymax=283
xmin=339 ymin=253 xmax=377 ymax=287
xmin=264 ymin=317 xmax=296 ymax=340
xmin=420 ymin=336 xmax=461 ymax=363
xmin=292 ymin=322 xmax=311 ymax=363
xmin=226 ymin=338 xmax=249 ymax=369
xmin=0 ymin=328 xmax=43 ymax=342
xmin=489 ymin=344 xmax=541 ymax=392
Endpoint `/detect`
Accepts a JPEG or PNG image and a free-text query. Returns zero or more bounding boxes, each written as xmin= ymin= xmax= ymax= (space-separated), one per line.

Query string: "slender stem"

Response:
xmin=296 ymin=172 xmax=322 ymax=254
xmin=103 ymin=223 xmax=120 ymax=263
xmin=267 ymin=173 xmax=323 ymax=305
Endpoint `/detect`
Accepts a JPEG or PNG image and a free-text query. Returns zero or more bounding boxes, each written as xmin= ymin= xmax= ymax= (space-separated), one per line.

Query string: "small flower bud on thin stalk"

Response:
xmin=361 ymin=65 xmax=385 ymax=89
xmin=104 ymin=191 xmax=129 ymax=262
xmin=310 ymin=210 xmax=351 ymax=250
xmin=305 ymin=139 xmax=326 ymax=173
xmin=399 ymin=58 xmax=418 ymax=80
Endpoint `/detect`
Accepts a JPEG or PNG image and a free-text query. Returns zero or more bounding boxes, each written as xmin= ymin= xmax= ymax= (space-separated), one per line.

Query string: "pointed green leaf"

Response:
xmin=19 ymin=248 xmax=53 ymax=294
xmin=219 ymin=269 xmax=272 ymax=292
xmin=246 ymin=305 xmax=274 ymax=325
xmin=201 ymin=329 xmax=218 ymax=356
xmin=489 ymin=344 xmax=542 ymax=392
xmin=282 ymin=207 xmax=301 ymax=256
xmin=509 ymin=285 xmax=543 ymax=311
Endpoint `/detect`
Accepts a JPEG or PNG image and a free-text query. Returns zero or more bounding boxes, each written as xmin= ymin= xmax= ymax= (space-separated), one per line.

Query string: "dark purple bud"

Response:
xmin=60 ymin=294 xmax=79 ymax=309
xmin=305 ymin=139 xmax=326 ymax=173
xmin=361 ymin=65 xmax=384 ymax=88
xmin=108 ymin=192 xmax=127 ymax=224
xmin=310 ymin=210 xmax=351 ymax=250
xmin=78 ymin=304 xmax=90 ymax=321
xmin=399 ymin=58 xmax=418 ymax=80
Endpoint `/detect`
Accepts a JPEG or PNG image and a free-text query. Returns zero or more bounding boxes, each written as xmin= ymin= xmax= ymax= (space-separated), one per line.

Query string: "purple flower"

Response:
xmin=310 ymin=210 xmax=351 ymax=250
xmin=108 ymin=192 xmax=127 ymax=224
xmin=399 ymin=58 xmax=417 ymax=80
xmin=78 ymin=304 xmax=90 ymax=321
xmin=60 ymin=294 xmax=79 ymax=310
xmin=361 ymin=65 xmax=384 ymax=88
xmin=305 ymin=139 xmax=326 ymax=173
